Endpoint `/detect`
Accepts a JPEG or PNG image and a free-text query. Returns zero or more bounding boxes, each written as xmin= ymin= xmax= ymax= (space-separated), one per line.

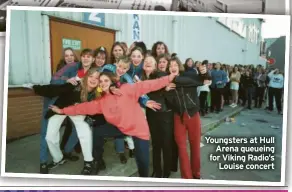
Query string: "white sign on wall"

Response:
xmin=132 ymin=14 xmax=141 ymax=41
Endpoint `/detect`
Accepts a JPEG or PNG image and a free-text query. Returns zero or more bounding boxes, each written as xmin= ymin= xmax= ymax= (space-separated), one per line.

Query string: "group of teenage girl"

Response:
xmin=22 ymin=40 xmax=283 ymax=179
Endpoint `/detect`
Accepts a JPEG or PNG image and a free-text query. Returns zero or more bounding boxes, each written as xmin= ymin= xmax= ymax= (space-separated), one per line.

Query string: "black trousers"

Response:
xmin=199 ymin=91 xmax=208 ymax=112
xmin=254 ymin=87 xmax=265 ymax=107
xmin=211 ymin=88 xmax=223 ymax=111
xmin=268 ymin=87 xmax=282 ymax=112
xmin=146 ymin=109 xmax=178 ymax=177
xmin=242 ymin=87 xmax=253 ymax=107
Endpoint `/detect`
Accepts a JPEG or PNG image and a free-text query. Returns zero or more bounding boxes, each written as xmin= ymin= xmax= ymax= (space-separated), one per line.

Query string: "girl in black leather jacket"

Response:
xmin=164 ymin=56 xmax=209 ymax=179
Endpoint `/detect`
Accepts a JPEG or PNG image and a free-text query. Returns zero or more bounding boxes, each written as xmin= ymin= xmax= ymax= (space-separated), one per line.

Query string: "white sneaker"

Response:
xmin=232 ymin=104 xmax=238 ymax=108
xmin=229 ymin=103 xmax=235 ymax=107
xmin=22 ymin=83 xmax=34 ymax=89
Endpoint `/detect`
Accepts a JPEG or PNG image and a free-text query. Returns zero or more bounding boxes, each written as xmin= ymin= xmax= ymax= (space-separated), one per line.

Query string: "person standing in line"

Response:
xmin=229 ymin=66 xmax=241 ymax=108
xmin=267 ymin=68 xmax=284 ymax=115
xmin=164 ymin=56 xmax=210 ymax=179
xmin=241 ymin=70 xmax=254 ymax=109
xmin=156 ymin=53 xmax=179 ymax=173
xmin=210 ymin=62 xmax=228 ymax=113
xmin=254 ymin=67 xmax=266 ymax=108
xmin=197 ymin=60 xmax=212 ymax=116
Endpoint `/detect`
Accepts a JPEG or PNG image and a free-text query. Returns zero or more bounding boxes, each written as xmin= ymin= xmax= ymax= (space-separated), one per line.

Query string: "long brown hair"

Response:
xmin=110 ymin=42 xmax=126 ymax=64
xmin=168 ymin=56 xmax=185 ymax=74
xmin=80 ymin=67 xmax=100 ymax=102
xmin=56 ymin=48 xmax=79 ymax=72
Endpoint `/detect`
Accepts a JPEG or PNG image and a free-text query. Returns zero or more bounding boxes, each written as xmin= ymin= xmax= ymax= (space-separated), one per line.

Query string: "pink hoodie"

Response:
xmin=61 ymin=76 xmax=170 ymax=140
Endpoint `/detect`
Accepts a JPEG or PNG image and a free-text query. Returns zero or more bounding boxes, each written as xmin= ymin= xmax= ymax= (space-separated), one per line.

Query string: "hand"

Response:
xmin=134 ymin=75 xmax=141 ymax=83
xmin=67 ymin=77 xmax=78 ymax=86
xmin=22 ymin=83 xmax=34 ymax=89
xmin=146 ymin=100 xmax=161 ymax=111
xmin=203 ymin=80 xmax=210 ymax=85
xmin=110 ymin=87 xmax=122 ymax=96
xmin=198 ymin=65 xmax=207 ymax=74
xmin=49 ymin=105 xmax=63 ymax=114
xmin=168 ymin=73 xmax=177 ymax=82
xmin=165 ymin=83 xmax=176 ymax=91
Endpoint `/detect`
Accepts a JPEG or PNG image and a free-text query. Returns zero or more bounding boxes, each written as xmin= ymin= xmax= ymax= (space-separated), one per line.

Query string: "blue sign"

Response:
xmin=83 ymin=12 xmax=105 ymax=27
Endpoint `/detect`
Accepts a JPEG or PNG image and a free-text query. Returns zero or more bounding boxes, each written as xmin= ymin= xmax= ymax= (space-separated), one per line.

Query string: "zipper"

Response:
xmin=186 ymin=94 xmax=196 ymax=106
xmin=174 ymin=89 xmax=182 ymax=114
xmin=181 ymin=88 xmax=191 ymax=119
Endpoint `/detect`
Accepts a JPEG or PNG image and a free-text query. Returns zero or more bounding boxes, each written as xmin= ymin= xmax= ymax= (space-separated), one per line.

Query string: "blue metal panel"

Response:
xmin=83 ymin=12 xmax=105 ymax=27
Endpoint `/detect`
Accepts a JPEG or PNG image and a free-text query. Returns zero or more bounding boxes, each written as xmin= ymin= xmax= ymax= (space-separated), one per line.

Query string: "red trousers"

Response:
xmin=174 ymin=112 xmax=201 ymax=179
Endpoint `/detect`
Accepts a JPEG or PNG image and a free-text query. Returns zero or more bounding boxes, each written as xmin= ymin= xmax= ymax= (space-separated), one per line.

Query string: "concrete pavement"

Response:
xmin=163 ymin=107 xmax=283 ymax=181
xmin=8 ymin=105 xmax=283 ymax=181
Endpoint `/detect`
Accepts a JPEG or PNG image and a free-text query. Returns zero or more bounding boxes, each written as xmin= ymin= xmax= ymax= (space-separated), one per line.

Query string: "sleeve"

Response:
xmin=174 ymin=75 xmax=203 ymax=87
xmin=122 ymin=73 xmax=149 ymax=107
xmin=268 ymin=70 xmax=276 ymax=78
xmin=124 ymin=76 xmax=170 ymax=101
xmin=222 ymin=71 xmax=228 ymax=84
xmin=33 ymin=83 xmax=74 ymax=98
xmin=51 ymin=63 xmax=77 ymax=85
xmin=61 ymin=100 xmax=102 ymax=116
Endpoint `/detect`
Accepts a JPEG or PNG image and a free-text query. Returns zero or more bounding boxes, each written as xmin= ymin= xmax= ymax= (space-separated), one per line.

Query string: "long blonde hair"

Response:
xmin=80 ymin=67 xmax=101 ymax=102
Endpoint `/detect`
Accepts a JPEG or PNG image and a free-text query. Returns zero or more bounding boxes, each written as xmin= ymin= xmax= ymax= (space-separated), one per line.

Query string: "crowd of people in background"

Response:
xmin=22 ymin=40 xmax=285 ymax=179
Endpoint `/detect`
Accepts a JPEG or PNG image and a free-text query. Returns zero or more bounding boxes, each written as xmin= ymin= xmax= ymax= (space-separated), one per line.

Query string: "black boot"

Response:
xmin=40 ymin=163 xmax=48 ymax=174
xmin=93 ymin=159 xmax=106 ymax=175
xmin=129 ymin=149 xmax=135 ymax=158
xmin=81 ymin=161 xmax=94 ymax=175
xmin=119 ymin=153 xmax=127 ymax=164
xmin=63 ymin=152 xmax=79 ymax=161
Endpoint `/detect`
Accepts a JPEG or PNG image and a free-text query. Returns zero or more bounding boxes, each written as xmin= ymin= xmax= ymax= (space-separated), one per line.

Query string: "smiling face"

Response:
xmin=99 ymin=74 xmax=112 ymax=92
xmin=143 ymin=57 xmax=156 ymax=74
xmin=64 ymin=49 xmax=75 ymax=64
xmin=81 ymin=54 xmax=94 ymax=68
xmin=86 ymin=71 xmax=100 ymax=90
xmin=156 ymin=44 xmax=166 ymax=56
xmin=95 ymin=52 xmax=106 ymax=67
xmin=131 ymin=49 xmax=143 ymax=66
xmin=116 ymin=62 xmax=130 ymax=77
xmin=113 ymin=45 xmax=124 ymax=61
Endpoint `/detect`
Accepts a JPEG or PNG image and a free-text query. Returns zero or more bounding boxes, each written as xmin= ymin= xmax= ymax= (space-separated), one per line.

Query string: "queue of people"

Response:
xmin=22 ymin=40 xmax=284 ymax=179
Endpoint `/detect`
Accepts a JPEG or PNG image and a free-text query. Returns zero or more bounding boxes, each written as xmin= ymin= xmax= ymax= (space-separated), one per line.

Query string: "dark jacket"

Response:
xmin=143 ymin=71 xmax=172 ymax=112
xmin=165 ymin=71 xmax=204 ymax=122
xmin=33 ymin=82 xmax=96 ymax=119
xmin=241 ymin=75 xmax=254 ymax=88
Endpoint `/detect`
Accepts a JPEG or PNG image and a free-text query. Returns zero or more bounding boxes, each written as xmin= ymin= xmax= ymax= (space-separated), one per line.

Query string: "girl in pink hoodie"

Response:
xmin=50 ymin=72 xmax=176 ymax=177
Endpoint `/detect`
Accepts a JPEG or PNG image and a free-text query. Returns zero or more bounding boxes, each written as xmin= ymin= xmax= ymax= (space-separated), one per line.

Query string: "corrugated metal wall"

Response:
xmin=8 ymin=10 xmax=265 ymax=85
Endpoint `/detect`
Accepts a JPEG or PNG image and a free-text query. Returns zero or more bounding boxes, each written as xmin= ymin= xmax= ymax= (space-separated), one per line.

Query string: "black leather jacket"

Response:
xmin=144 ymin=71 xmax=172 ymax=112
xmin=165 ymin=71 xmax=204 ymax=122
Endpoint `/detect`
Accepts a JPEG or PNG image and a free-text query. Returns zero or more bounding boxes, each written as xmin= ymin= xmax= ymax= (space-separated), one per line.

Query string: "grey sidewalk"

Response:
xmin=5 ymin=106 xmax=243 ymax=177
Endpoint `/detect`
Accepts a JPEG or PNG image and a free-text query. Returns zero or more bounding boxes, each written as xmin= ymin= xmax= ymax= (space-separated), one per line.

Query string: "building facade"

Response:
xmin=265 ymin=36 xmax=286 ymax=71
xmin=7 ymin=9 xmax=265 ymax=139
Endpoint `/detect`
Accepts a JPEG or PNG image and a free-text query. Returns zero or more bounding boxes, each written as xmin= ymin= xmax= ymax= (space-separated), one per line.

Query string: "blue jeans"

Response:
xmin=93 ymin=123 xmax=149 ymax=177
xmin=40 ymin=97 xmax=79 ymax=164
xmin=114 ymin=138 xmax=125 ymax=153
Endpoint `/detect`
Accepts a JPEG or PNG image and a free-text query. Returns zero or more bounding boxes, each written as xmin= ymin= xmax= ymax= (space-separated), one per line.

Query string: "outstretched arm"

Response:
xmin=125 ymin=75 xmax=173 ymax=101
xmin=122 ymin=73 xmax=150 ymax=107
xmin=58 ymin=100 xmax=102 ymax=116
xmin=33 ymin=83 xmax=74 ymax=98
